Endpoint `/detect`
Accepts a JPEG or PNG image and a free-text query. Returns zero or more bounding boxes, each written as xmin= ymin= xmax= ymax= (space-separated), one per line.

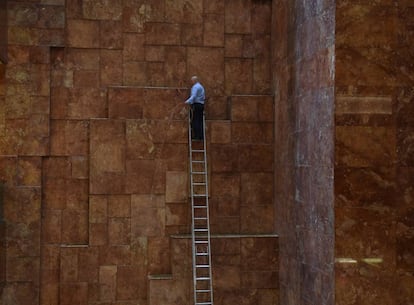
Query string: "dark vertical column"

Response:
xmin=0 ymin=0 xmax=7 ymax=63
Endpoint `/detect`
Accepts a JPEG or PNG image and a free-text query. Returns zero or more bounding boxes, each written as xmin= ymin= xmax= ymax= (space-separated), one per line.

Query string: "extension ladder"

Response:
xmin=188 ymin=111 xmax=214 ymax=305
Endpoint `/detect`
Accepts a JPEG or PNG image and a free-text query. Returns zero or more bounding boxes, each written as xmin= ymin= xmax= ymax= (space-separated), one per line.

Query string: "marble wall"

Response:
xmin=272 ymin=1 xmax=335 ymax=305
xmin=0 ymin=1 xmax=277 ymax=305
xmin=335 ymin=1 xmax=414 ymax=304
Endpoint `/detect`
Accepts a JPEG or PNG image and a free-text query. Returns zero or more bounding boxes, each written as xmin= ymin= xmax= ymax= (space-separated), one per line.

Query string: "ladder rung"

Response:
xmin=193 ymin=194 xmax=207 ymax=197
xmin=195 ymin=241 xmax=208 ymax=244
xmin=196 ymin=277 xmax=210 ymax=281
xmin=194 ymin=228 xmax=208 ymax=232
xmin=192 ymin=150 xmax=205 ymax=153
xmin=196 ymin=302 xmax=212 ymax=305
xmin=196 ymin=265 xmax=210 ymax=268
xmin=196 ymin=252 xmax=209 ymax=256
xmin=194 ymin=206 xmax=207 ymax=208
xmin=191 ymin=171 xmax=206 ymax=174
xmin=194 ymin=217 xmax=207 ymax=220
xmin=192 ymin=160 xmax=204 ymax=163
xmin=193 ymin=182 xmax=206 ymax=185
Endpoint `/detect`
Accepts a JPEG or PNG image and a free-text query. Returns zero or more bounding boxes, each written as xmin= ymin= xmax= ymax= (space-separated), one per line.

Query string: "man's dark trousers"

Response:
xmin=191 ymin=103 xmax=204 ymax=140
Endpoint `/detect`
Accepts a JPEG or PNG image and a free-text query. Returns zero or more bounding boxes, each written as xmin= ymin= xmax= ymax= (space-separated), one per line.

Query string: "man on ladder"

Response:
xmin=185 ymin=76 xmax=205 ymax=140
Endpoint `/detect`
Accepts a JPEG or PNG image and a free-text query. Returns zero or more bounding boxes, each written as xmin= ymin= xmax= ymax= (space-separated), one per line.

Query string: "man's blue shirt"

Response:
xmin=185 ymin=82 xmax=205 ymax=104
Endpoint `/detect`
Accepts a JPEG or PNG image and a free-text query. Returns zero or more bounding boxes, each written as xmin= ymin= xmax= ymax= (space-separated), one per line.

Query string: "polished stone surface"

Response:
xmin=1 ymin=1 xmax=275 ymax=304
xmin=335 ymin=1 xmax=414 ymax=305
xmin=273 ymin=1 xmax=336 ymax=305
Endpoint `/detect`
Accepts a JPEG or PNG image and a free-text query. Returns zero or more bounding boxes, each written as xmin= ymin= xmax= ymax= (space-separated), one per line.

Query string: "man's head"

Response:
xmin=191 ymin=75 xmax=199 ymax=84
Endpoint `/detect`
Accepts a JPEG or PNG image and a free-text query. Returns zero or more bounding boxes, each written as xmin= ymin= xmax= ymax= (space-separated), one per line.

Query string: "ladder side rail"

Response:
xmin=188 ymin=110 xmax=198 ymax=305
xmin=202 ymin=112 xmax=214 ymax=305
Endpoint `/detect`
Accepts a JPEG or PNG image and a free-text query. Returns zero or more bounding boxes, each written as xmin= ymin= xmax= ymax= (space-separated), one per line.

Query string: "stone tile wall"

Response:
xmin=335 ymin=1 xmax=414 ymax=304
xmin=1 ymin=1 xmax=276 ymax=305
xmin=272 ymin=1 xmax=335 ymax=305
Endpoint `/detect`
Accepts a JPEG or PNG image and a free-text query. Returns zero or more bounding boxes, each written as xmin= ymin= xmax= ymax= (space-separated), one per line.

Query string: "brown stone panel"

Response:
xmin=225 ymin=34 xmax=243 ymax=58
xmin=125 ymin=159 xmax=156 ymax=194
xmin=131 ymin=194 xmax=165 ymax=237
xmin=116 ymin=265 xmax=145 ymax=300
xmin=204 ymin=0 xmax=225 ymax=13
xmin=123 ymin=61 xmax=147 ymax=86
xmin=42 ymin=209 xmax=62 ymax=244
xmin=108 ymin=218 xmax=131 ymax=245
xmin=17 ymin=157 xmax=41 ymax=186
xmin=2 ymin=283 xmax=39 ymax=305
xmin=143 ymin=88 xmax=186 ymax=120
xmin=241 ymin=237 xmax=278 ymax=271
xmin=165 ymin=171 xmax=187 ymax=203
xmin=210 ymin=173 xmax=240 ymax=198
xmin=99 ymin=265 xmax=117 ymax=303
xmin=89 ymin=195 xmax=108 ymax=223
xmin=335 ymin=126 xmax=396 ymax=167
xmin=210 ymin=144 xmax=238 ymax=173
xmin=145 ymin=23 xmax=181 ymax=45
xmin=210 ymin=121 xmax=231 ymax=144
xmin=43 ymin=177 xmax=67 ymax=210
xmin=125 ymin=120 xmax=158 ymax=160
xmin=240 ymin=205 xmax=274 ymax=233
xmin=241 ymin=271 xmax=278 ymax=289
xmin=108 ymin=195 xmax=131 ymax=218
xmin=101 ymin=49 xmax=123 ymax=86
xmin=238 ymin=144 xmax=273 ymax=172
xmin=187 ymin=47 xmax=225 ymax=96
xmin=71 ymin=156 xmax=88 ymax=179
xmin=225 ymin=58 xmax=253 ymax=95
xmin=90 ymin=119 xmax=126 ymax=192
xmin=148 ymin=236 xmax=171 ymax=274
xmin=4 ymin=187 xmax=41 ymax=225
xmin=73 ymin=70 xmax=99 ymax=88
xmin=164 ymin=46 xmax=186 ymax=86
xmin=108 ymin=87 xmax=144 ymax=119
xmin=100 ymin=20 xmax=123 ymax=49
xmin=231 ymin=122 xmax=273 ymax=144
xmin=78 ymin=247 xmax=99 ymax=283
xmin=60 ymin=247 xmax=78 ymax=282
xmin=240 ymin=173 xmax=273 ymax=205
xmin=205 ymin=95 xmax=229 ymax=120
xmin=89 ymin=223 xmax=107 ymax=246
xmin=90 ymin=172 xmax=126 ymax=195
xmin=225 ymin=0 xmax=252 ymax=34
xmin=335 ymin=167 xmax=397 ymax=209
xmin=66 ymin=48 xmax=100 ymax=70
xmin=147 ymin=62 xmax=165 ymax=86
xmin=165 ymin=0 xmax=203 ymax=24
xmin=181 ymin=26 xmax=203 ymax=46
xmin=61 ymin=209 xmax=88 ymax=244
xmin=7 ymin=257 xmax=40 ymax=283
xmin=99 ymin=246 xmax=132 ymax=266
xmin=65 ymin=88 xmax=107 ymax=119
xmin=0 ymin=157 xmax=17 ymax=186
xmin=145 ymin=45 xmax=165 ymax=62
xmin=213 ymin=266 xmax=241 ymax=290
xmin=60 ymin=282 xmax=88 ymax=305
xmin=252 ymin=1 xmax=271 ymax=34
xmin=83 ymin=0 xmax=122 ymax=20
xmin=67 ymin=19 xmax=100 ymax=48
xmin=165 ymin=202 xmax=189 ymax=227
xmin=7 ymin=221 xmax=40 ymax=258
xmin=50 ymin=120 xmax=89 ymax=156
xmin=204 ymin=14 xmax=225 ymax=47
xmin=159 ymin=143 xmax=188 ymax=171
xmin=124 ymin=33 xmax=145 ymax=61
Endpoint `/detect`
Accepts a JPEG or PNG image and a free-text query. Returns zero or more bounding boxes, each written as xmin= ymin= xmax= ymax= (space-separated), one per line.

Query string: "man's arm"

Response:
xmin=185 ymin=85 xmax=198 ymax=104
